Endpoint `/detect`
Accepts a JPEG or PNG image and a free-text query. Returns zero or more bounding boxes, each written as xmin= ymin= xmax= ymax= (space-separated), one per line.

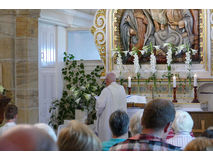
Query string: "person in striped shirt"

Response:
xmin=166 ymin=110 xmax=194 ymax=149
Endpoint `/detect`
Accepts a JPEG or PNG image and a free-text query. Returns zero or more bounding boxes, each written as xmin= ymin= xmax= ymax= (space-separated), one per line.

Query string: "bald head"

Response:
xmin=105 ymin=72 xmax=116 ymax=86
xmin=0 ymin=125 xmax=58 ymax=151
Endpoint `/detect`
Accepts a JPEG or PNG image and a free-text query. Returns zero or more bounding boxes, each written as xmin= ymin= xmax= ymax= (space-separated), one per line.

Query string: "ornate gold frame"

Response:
xmin=91 ymin=9 xmax=210 ymax=76
xmin=90 ymin=9 xmax=107 ymax=76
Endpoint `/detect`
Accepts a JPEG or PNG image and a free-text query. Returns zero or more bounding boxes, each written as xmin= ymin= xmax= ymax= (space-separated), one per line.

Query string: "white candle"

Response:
xmin=194 ymin=74 xmax=198 ymax=86
xmin=128 ymin=76 xmax=131 ymax=88
xmin=173 ymin=75 xmax=176 ymax=88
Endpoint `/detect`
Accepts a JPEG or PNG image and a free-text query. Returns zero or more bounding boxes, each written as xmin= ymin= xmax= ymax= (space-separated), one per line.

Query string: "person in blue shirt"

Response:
xmin=102 ymin=110 xmax=129 ymax=151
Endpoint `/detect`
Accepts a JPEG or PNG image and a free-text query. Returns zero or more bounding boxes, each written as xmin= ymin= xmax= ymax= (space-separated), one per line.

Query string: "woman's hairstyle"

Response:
xmin=172 ymin=110 xmax=194 ymax=133
xmin=129 ymin=110 xmax=143 ymax=136
xmin=109 ymin=110 xmax=129 ymax=137
xmin=57 ymin=120 xmax=101 ymax=151
xmin=184 ymin=137 xmax=213 ymax=151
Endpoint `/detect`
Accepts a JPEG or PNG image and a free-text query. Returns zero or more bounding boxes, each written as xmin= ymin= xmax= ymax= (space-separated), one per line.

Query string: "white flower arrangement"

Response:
xmin=133 ymin=54 xmax=140 ymax=74
xmin=166 ymin=48 xmax=173 ymax=67
xmin=185 ymin=51 xmax=192 ymax=73
xmin=150 ymin=53 xmax=157 ymax=74
xmin=175 ymin=43 xmax=197 ymax=73
xmin=116 ymin=52 xmax=123 ymax=74
xmin=129 ymin=48 xmax=141 ymax=75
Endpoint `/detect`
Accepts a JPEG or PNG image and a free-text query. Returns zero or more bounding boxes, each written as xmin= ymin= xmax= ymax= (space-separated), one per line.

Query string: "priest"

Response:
xmin=95 ymin=72 xmax=127 ymax=141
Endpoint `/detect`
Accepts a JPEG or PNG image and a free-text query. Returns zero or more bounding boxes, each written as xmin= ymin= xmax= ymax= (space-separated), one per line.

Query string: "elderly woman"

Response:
xmin=129 ymin=110 xmax=144 ymax=137
xmin=57 ymin=120 xmax=101 ymax=151
xmin=166 ymin=110 xmax=194 ymax=149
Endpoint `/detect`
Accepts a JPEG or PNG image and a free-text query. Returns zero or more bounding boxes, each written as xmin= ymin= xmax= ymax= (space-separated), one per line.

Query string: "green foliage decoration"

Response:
xmin=49 ymin=52 xmax=104 ymax=129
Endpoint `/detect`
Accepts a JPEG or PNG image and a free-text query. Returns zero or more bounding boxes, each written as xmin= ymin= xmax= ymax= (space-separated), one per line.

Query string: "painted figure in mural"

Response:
xmin=119 ymin=9 xmax=199 ymax=63
xmin=120 ymin=9 xmax=155 ymax=51
xmin=120 ymin=9 xmax=138 ymax=51
xmin=154 ymin=9 xmax=194 ymax=47
xmin=150 ymin=9 xmax=168 ymax=32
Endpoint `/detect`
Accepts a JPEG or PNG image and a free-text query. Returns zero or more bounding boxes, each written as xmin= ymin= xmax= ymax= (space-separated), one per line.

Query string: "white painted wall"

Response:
xmin=38 ymin=22 xmax=66 ymax=124
xmin=67 ymin=30 xmax=100 ymax=60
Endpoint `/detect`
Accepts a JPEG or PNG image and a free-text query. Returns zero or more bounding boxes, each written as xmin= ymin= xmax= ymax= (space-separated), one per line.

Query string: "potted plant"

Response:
xmin=49 ymin=52 xmax=104 ymax=129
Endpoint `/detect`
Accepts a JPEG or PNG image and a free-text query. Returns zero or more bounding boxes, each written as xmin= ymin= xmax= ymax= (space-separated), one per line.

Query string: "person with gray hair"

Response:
xmin=34 ymin=123 xmax=57 ymax=142
xmin=95 ymin=72 xmax=127 ymax=141
xmin=166 ymin=110 xmax=194 ymax=149
xmin=102 ymin=110 xmax=129 ymax=151
xmin=57 ymin=120 xmax=101 ymax=151
xmin=129 ymin=110 xmax=144 ymax=137
xmin=0 ymin=124 xmax=58 ymax=151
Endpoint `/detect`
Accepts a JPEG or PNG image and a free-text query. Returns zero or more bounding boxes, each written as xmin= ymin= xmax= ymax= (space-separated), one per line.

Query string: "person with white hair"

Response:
xmin=129 ymin=110 xmax=143 ymax=137
xmin=166 ymin=110 xmax=194 ymax=149
xmin=95 ymin=72 xmax=127 ymax=141
xmin=34 ymin=123 xmax=57 ymax=142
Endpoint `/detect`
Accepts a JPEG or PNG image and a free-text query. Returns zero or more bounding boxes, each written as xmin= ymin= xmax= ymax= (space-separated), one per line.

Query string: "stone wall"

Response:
xmin=0 ymin=9 xmax=40 ymax=124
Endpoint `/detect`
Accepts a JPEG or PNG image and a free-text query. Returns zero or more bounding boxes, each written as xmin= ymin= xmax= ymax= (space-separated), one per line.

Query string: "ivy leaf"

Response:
xmin=80 ymin=63 xmax=84 ymax=69
xmin=66 ymin=84 xmax=71 ymax=89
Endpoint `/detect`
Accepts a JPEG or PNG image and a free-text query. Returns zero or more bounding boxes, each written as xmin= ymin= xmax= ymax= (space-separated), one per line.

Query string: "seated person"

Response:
xmin=184 ymin=137 xmax=213 ymax=151
xmin=166 ymin=110 xmax=194 ymax=149
xmin=57 ymin=120 xmax=101 ymax=151
xmin=102 ymin=110 xmax=129 ymax=151
xmin=34 ymin=123 xmax=57 ymax=142
xmin=201 ymin=126 xmax=213 ymax=138
xmin=129 ymin=110 xmax=143 ymax=137
xmin=0 ymin=105 xmax=18 ymax=136
xmin=0 ymin=124 xmax=57 ymax=151
xmin=110 ymin=99 xmax=181 ymax=151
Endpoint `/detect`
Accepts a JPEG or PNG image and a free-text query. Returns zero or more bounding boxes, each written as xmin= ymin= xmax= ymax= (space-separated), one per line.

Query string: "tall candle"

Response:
xmin=194 ymin=74 xmax=198 ymax=86
xmin=128 ymin=76 xmax=131 ymax=88
xmin=173 ymin=75 xmax=176 ymax=88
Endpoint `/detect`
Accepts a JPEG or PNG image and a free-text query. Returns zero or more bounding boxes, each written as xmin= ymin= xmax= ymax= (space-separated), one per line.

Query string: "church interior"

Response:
xmin=1 ymin=8 xmax=213 ymax=151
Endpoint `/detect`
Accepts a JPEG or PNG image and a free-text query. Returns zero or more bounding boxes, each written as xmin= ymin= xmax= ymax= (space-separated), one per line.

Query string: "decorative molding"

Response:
xmin=61 ymin=9 xmax=94 ymax=21
xmin=91 ymin=9 xmax=106 ymax=76
xmin=39 ymin=9 xmax=94 ymax=28
xmin=200 ymin=9 xmax=208 ymax=71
